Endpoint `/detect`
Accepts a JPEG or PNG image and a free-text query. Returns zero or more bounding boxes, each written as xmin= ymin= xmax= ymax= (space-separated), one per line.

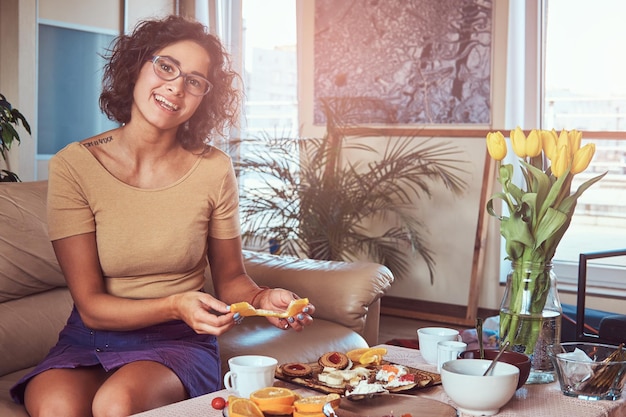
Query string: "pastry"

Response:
xmin=318 ymin=351 xmax=350 ymax=370
xmin=281 ymin=362 xmax=313 ymax=378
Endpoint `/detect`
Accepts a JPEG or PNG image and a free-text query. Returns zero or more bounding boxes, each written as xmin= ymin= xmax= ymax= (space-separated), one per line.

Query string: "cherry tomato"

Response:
xmin=211 ymin=396 xmax=226 ymax=410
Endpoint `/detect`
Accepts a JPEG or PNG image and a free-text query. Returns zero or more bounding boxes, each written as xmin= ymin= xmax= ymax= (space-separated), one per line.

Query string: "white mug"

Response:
xmin=417 ymin=327 xmax=462 ymax=365
xmin=437 ymin=340 xmax=467 ymax=371
xmin=223 ymin=355 xmax=278 ymax=398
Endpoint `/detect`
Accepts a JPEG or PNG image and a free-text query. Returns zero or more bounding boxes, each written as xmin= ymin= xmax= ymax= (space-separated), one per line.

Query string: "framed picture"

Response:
xmin=299 ymin=0 xmax=507 ymax=134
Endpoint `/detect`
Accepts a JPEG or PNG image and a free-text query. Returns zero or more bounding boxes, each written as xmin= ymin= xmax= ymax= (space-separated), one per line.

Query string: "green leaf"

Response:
xmin=533 ymin=207 xmax=567 ymax=250
xmin=571 ymin=171 xmax=607 ymax=199
xmin=228 ymin=97 xmax=469 ymax=283
xmin=506 ymin=181 xmax=524 ymax=204
xmin=500 ymin=204 xmax=534 ymax=250
xmin=486 ymin=192 xmax=512 ymax=219
xmin=1 ymin=122 xmax=19 ymax=149
xmin=520 ymin=161 xmax=551 ymax=214
xmin=12 ymin=109 xmax=31 ymax=134
xmin=537 ymin=168 xmax=569 ymax=218
xmin=520 ymin=192 xmax=537 ymax=225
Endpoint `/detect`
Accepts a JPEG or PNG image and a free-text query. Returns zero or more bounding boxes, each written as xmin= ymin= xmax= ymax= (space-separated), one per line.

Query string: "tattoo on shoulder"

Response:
xmin=84 ymin=136 xmax=114 ymax=147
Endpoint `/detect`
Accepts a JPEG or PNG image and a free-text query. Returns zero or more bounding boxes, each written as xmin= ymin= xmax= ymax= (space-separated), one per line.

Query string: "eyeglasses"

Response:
xmin=150 ymin=55 xmax=212 ymax=96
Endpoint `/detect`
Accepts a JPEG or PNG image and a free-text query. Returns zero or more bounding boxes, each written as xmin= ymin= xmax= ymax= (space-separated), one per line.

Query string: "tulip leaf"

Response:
xmin=533 ymin=207 xmax=567 ymax=249
xmin=572 ymin=171 xmax=607 ymax=198
xmin=487 ymin=194 xmax=511 ymax=219
xmin=520 ymin=192 xmax=537 ymax=224
xmin=543 ymin=216 xmax=573 ymax=260
xmin=498 ymin=164 xmax=513 ymax=188
xmin=505 ymin=238 xmax=524 ymax=261
xmin=506 ymin=181 xmax=524 ymax=203
xmin=500 ymin=202 xmax=535 ymax=254
xmin=521 ymin=161 xmax=551 ymax=218
xmin=537 ymin=168 xmax=569 ymax=217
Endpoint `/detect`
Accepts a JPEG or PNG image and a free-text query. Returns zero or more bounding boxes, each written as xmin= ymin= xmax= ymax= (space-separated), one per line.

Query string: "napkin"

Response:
xmin=557 ymin=348 xmax=594 ymax=383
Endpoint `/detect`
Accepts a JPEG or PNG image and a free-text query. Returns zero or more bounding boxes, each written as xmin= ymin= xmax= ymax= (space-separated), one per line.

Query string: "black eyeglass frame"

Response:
xmin=149 ymin=55 xmax=212 ymax=96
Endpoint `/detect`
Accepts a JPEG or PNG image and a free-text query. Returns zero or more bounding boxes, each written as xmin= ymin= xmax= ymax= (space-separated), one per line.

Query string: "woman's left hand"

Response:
xmin=259 ymin=288 xmax=315 ymax=331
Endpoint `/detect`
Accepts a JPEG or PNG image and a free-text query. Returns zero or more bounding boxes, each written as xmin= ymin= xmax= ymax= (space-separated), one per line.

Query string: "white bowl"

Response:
xmin=441 ymin=359 xmax=519 ymax=416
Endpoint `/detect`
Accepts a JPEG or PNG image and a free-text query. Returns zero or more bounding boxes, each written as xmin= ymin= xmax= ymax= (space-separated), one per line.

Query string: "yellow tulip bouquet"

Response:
xmin=486 ymin=127 xmax=606 ymax=354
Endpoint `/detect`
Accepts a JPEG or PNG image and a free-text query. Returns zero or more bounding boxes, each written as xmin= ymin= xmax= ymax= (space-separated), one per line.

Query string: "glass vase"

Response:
xmin=499 ymin=261 xmax=562 ymax=384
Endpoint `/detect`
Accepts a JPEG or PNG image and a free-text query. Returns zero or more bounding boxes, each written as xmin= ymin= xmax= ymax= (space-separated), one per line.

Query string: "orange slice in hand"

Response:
xmin=230 ymin=297 xmax=309 ymax=318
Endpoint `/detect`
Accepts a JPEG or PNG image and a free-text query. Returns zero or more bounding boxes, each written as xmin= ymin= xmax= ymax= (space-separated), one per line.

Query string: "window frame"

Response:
xmin=504 ymin=0 xmax=626 ymax=296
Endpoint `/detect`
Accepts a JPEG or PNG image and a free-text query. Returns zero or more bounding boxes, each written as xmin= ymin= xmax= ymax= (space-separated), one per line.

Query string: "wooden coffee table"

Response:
xmin=131 ymin=344 xmax=626 ymax=417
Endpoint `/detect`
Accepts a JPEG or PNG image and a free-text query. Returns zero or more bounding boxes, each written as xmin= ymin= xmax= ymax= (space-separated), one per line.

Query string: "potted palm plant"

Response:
xmin=1 ymin=94 xmax=31 ymax=182
xmin=229 ymin=97 xmax=469 ymax=283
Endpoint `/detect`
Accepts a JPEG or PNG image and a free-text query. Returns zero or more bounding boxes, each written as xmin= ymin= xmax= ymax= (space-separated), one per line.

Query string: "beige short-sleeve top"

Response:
xmin=47 ymin=142 xmax=240 ymax=299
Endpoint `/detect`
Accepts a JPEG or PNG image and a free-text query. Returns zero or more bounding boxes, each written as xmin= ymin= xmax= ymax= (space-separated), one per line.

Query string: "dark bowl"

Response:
xmin=459 ymin=349 xmax=531 ymax=389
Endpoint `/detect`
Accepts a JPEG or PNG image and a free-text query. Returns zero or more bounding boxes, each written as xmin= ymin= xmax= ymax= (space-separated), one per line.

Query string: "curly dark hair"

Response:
xmin=99 ymin=15 xmax=241 ymax=149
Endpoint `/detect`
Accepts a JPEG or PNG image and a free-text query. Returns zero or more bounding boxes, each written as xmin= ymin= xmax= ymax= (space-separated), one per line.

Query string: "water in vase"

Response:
xmin=499 ymin=310 xmax=561 ymax=384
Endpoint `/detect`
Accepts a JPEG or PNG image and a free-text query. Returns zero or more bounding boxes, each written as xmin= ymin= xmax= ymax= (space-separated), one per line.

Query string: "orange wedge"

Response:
xmin=258 ymin=403 xmax=294 ymax=415
xmin=346 ymin=348 xmax=370 ymax=363
xmin=293 ymin=411 xmax=325 ymax=417
xmin=228 ymin=397 xmax=264 ymax=417
xmin=357 ymin=347 xmax=388 ymax=365
xmin=293 ymin=393 xmax=340 ymax=414
xmin=230 ymin=298 xmax=309 ymax=318
xmin=250 ymin=387 xmax=297 ymax=414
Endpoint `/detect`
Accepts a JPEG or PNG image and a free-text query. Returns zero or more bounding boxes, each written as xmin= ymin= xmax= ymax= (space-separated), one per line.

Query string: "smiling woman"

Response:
xmin=10 ymin=14 xmax=316 ymax=417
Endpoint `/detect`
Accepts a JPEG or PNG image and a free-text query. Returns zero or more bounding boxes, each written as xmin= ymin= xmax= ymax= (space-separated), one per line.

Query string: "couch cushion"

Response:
xmin=0 ymin=181 xmax=65 ymax=302
xmin=0 ymin=368 xmax=30 ymax=417
xmin=213 ymin=250 xmax=392 ymax=340
xmin=0 ymin=288 xmax=73 ymax=377
xmin=217 ymin=317 xmax=368 ymax=377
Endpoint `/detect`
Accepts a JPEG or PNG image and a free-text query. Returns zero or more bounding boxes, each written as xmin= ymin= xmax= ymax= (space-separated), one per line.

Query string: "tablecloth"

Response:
xmin=131 ymin=344 xmax=626 ymax=417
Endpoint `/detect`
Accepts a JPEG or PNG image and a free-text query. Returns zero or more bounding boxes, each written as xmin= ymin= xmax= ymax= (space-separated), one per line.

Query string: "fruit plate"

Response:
xmin=274 ymin=360 xmax=440 ymax=397
xmin=336 ymin=393 xmax=457 ymax=417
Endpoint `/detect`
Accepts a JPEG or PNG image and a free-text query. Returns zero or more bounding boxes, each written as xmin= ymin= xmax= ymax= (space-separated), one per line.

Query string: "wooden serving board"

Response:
xmin=337 ymin=394 xmax=457 ymax=417
xmin=275 ymin=360 xmax=440 ymax=396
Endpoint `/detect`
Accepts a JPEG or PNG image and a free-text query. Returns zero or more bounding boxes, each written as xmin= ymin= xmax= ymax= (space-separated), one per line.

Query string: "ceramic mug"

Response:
xmin=417 ymin=327 xmax=463 ymax=365
xmin=223 ymin=355 xmax=278 ymax=398
xmin=437 ymin=340 xmax=468 ymax=371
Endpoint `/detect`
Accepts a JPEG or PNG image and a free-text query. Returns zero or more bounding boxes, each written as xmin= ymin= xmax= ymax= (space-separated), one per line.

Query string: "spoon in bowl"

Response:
xmin=482 ymin=341 xmax=510 ymax=376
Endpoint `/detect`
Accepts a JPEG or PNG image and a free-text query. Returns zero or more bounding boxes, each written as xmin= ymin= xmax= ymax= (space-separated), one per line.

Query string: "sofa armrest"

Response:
xmin=240 ymin=251 xmax=394 ymax=346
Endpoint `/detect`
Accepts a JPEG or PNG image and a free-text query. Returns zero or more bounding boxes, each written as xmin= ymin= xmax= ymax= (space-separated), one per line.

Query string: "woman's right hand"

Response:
xmin=172 ymin=291 xmax=236 ymax=335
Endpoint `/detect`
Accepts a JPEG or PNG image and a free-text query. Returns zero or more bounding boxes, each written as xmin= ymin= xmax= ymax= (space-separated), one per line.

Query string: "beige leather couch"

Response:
xmin=0 ymin=181 xmax=394 ymax=417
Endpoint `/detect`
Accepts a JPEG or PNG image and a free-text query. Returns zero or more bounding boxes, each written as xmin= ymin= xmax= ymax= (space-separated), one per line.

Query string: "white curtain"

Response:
xmin=195 ymin=0 xmax=243 ymax=144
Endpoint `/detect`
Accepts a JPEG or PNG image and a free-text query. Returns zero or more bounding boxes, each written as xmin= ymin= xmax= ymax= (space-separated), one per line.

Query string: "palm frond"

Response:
xmin=229 ymin=98 xmax=469 ymax=283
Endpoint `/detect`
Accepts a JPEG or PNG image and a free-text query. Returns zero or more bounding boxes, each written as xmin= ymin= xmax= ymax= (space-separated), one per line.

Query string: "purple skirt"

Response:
xmin=10 ymin=306 xmax=221 ymax=404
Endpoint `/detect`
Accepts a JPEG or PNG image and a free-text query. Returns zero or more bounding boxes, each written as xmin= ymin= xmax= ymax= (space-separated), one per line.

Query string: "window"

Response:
xmin=240 ymin=0 xmax=298 ymax=138
xmin=37 ymin=22 xmax=119 ymax=156
xmin=226 ymin=0 xmax=298 ymax=250
xmin=532 ymin=0 xmax=626 ymax=294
